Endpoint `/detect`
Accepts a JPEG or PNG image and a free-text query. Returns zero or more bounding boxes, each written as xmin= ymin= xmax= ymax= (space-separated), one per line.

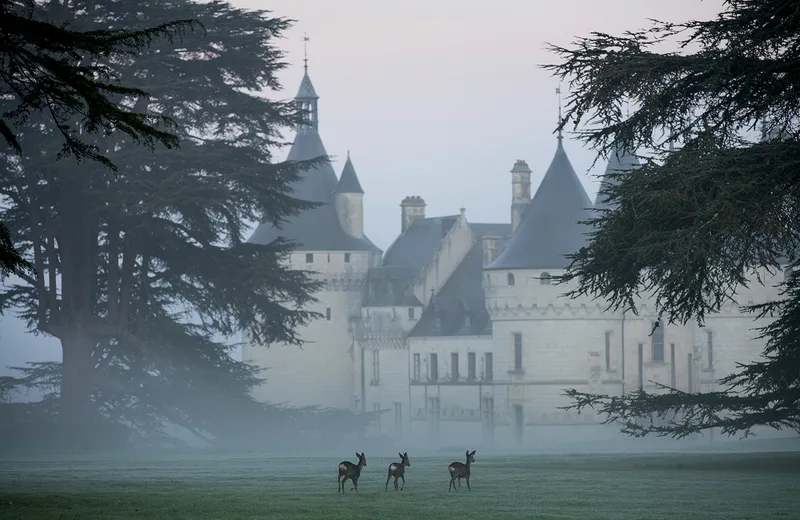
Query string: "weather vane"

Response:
xmin=303 ymin=32 xmax=309 ymax=72
xmin=556 ymin=85 xmax=563 ymax=139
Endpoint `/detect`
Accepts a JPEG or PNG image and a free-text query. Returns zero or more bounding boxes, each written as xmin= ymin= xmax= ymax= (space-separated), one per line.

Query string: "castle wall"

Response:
xmin=243 ymin=250 xmax=379 ymax=410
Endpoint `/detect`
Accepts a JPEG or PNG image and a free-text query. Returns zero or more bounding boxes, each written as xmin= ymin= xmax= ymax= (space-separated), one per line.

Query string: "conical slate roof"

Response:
xmin=486 ymin=137 xmax=593 ymax=270
xmin=247 ymin=71 xmax=380 ymax=253
xmin=334 ymin=153 xmax=364 ymax=194
xmin=594 ymin=145 xmax=640 ymax=211
xmin=296 ymin=71 xmax=318 ymax=99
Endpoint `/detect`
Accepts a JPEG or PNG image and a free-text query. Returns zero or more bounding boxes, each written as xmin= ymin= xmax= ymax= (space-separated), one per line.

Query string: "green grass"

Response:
xmin=1 ymin=451 xmax=799 ymax=519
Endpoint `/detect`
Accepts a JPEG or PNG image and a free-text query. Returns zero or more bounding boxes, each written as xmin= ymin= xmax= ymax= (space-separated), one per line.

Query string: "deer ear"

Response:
xmin=471 ymin=450 xmax=476 ymax=456
xmin=356 ymin=452 xmax=360 ymax=458
xmin=399 ymin=452 xmax=403 ymax=459
xmin=361 ymin=452 xmax=365 ymax=457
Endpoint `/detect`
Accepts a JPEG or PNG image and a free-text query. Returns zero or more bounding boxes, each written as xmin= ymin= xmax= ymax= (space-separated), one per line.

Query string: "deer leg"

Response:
xmin=352 ymin=476 xmax=358 ymax=492
xmin=394 ymin=476 xmax=399 ymax=490
xmin=466 ymin=475 xmax=471 ymax=492
xmin=449 ymin=476 xmax=457 ymax=492
xmin=338 ymin=473 xmax=342 ymax=493
xmin=400 ymin=475 xmax=405 ymax=490
xmin=458 ymin=476 xmax=462 ymax=490
xmin=385 ymin=471 xmax=391 ymax=492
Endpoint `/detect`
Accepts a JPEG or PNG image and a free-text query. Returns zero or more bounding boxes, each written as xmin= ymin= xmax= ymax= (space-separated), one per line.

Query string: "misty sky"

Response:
xmin=0 ymin=0 xmax=723 ymax=377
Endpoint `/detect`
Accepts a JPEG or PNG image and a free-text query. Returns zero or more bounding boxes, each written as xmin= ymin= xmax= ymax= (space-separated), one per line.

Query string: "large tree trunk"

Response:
xmin=59 ymin=332 xmax=96 ymax=450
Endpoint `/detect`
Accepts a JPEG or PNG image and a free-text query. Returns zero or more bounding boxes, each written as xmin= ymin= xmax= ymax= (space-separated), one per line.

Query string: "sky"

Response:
xmin=0 ymin=0 xmax=723 ymax=378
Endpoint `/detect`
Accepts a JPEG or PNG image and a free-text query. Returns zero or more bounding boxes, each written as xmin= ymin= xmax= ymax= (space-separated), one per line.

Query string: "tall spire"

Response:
xmin=556 ymin=85 xmax=564 ymax=142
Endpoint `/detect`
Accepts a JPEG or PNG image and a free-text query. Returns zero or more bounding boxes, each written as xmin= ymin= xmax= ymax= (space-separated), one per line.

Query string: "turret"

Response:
xmin=400 ymin=196 xmax=426 ymax=233
xmin=510 ymin=159 xmax=532 ymax=235
xmin=334 ymin=152 xmax=365 ymax=239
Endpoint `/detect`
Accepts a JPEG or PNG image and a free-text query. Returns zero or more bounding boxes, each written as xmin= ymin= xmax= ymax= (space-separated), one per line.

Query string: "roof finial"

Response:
xmin=347 ymin=149 xmax=350 ymax=159
xmin=303 ymin=32 xmax=309 ymax=73
xmin=556 ymin=85 xmax=563 ymax=141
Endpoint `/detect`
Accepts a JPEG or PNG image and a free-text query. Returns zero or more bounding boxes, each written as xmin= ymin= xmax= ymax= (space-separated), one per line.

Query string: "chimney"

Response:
xmin=510 ymin=160 xmax=532 ymax=235
xmin=400 ymin=196 xmax=426 ymax=233
xmin=481 ymin=235 xmax=502 ymax=267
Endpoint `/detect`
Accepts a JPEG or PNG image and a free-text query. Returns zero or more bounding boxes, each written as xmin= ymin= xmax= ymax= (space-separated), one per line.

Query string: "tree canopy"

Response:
xmin=543 ymin=0 xmax=800 ymax=438
xmin=0 ymin=0 xmax=199 ymax=279
xmin=0 ymin=0 xmax=338 ymax=449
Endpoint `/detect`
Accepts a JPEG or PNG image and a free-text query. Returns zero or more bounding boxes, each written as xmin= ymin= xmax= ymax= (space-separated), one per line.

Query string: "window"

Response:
xmin=408 ymin=307 xmax=415 ymax=320
xmin=327 ymin=253 xmax=331 ymax=263
xmin=604 ymin=331 xmax=612 ymax=371
xmin=706 ymin=330 xmax=714 ymax=369
xmin=344 ymin=253 xmax=351 ymax=263
xmin=468 ymin=352 xmax=477 ymax=381
xmin=429 ymin=353 xmax=438 ymax=382
xmin=451 ymin=353 xmax=459 ymax=382
xmin=540 ymin=272 xmax=551 ymax=285
xmin=513 ymin=333 xmax=523 ymax=371
xmin=326 ymin=307 xmax=331 ymax=321
xmin=484 ymin=352 xmax=493 ymax=381
xmin=305 ymin=253 xmax=313 ymax=263
xmin=507 ymin=272 xmax=515 ymax=286
xmin=371 ymin=349 xmax=380 ymax=384
xmin=464 ymin=315 xmax=472 ymax=329
xmin=394 ymin=402 xmax=402 ymax=434
xmin=373 ymin=402 xmax=381 ymax=413
xmin=513 ymin=404 xmax=523 ymax=443
xmin=412 ymin=353 xmax=421 ymax=381
xmin=652 ymin=321 xmax=665 ymax=362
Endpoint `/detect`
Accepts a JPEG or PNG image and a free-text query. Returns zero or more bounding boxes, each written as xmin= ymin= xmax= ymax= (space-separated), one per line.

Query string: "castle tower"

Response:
xmin=244 ymin=54 xmax=382 ymax=412
xmin=594 ymin=144 xmax=640 ymax=211
xmin=334 ymin=152 xmax=365 ymax=238
xmin=510 ymin=160 xmax=532 ymax=236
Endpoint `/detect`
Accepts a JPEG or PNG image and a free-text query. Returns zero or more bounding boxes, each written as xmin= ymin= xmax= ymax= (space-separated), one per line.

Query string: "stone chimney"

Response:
xmin=400 ymin=195 xmax=426 ymax=233
xmin=510 ymin=159 xmax=532 ymax=235
xmin=481 ymin=235 xmax=502 ymax=267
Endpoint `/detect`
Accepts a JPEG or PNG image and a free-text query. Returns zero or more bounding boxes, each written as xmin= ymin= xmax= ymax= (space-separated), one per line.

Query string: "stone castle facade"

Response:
xmin=242 ymin=67 xmax=787 ymax=448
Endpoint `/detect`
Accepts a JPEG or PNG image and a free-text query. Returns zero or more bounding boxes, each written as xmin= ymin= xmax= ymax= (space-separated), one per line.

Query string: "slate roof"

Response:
xmin=594 ymin=145 xmax=640 ymax=211
xmin=334 ymin=153 xmax=364 ymax=194
xmin=364 ymin=216 xmax=459 ymax=306
xmin=486 ymin=137 xmax=593 ymax=270
xmin=409 ymin=223 xmax=510 ymax=337
xmin=247 ymin=72 xmax=380 ymax=253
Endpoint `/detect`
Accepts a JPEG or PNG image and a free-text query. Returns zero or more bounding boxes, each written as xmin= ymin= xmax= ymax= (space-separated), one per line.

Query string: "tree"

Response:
xmin=543 ymin=0 xmax=800 ymax=438
xmin=0 ymin=0 xmax=328 ymax=448
xmin=0 ymin=0 xmax=199 ymax=279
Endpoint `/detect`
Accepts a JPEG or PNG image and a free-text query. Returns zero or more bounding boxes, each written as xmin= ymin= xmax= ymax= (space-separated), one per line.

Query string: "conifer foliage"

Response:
xmin=0 ymin=0 xmax=199 ymax=279
xmin=0 ymin=0 xmax=331 ymax=448
xmin=544 ymin=0 xmax=800 ymax=438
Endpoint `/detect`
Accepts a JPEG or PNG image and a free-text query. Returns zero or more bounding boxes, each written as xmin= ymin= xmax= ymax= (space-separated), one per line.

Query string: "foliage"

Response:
xmin=0 ymin=0 xmax=201 ymax=279
xmin=542 ymin=0 xmax=800 ymax=438
xmin=0 ymin=0 xmax=331 ymax=447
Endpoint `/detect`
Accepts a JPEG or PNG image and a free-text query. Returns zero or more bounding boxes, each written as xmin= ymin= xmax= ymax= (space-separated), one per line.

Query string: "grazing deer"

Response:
xmin=385 ymin=452 xmax=411 ymax=491
xmin=338 ymin=452 xmax=367 ymax=493
xmin=448 ymin=450 xmax=475 ymax=492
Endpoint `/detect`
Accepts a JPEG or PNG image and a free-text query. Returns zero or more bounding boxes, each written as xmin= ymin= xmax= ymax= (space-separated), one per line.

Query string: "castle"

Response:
xmin=242 ymin=65 xmax=786 ymax=448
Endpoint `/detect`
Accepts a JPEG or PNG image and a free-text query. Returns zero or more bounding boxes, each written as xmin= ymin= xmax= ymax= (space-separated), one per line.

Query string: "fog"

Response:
xmin=1 ymin=0 xmax=797 ymax=489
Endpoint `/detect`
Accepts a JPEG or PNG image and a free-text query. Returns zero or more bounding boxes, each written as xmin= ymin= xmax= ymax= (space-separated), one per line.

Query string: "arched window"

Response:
xmin=540 ymin=272 xmax=551 ymax=285
xmin=507 ymin=272 xmax=515 ymax=286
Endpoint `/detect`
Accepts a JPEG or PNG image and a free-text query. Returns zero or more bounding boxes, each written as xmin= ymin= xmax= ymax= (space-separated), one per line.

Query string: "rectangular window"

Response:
xmin=706 ymin=330 xmax=714 ymax=369
xmin=429 ymin=353 xmax=438 ymax=382
xmin=451 ymin=353 xmax=459 ymax=382
xmin=513 ymin=333 xmax=523 ymax=371
xmin=484 ymin=353 xmax=493 ymax=381
xmin=305 ymin=253 xmax=313 ymax=263
xmin=604 ymin=331 xmax=612 ymax=371
xmin=412 ymin=353 xmax=421 ymax=382
xmin=408 ymin=307 xmax=415 ymax=320
xmin=371 ymin=349 xmax=380 ymax=384
xmin=468 ymin=352 xmax=477 ymax=381
xmin=394 ymin=402 xmax=402 ymax=434
xmin=373 ymin=402 xmax=381 ymax=413
xmin=652 ymin=321 xmax=665 ymax=362
xmin=326 ymin=307 xmax=331 ymax=321
xmin=344 ymin=253 xmax=351 ymax=263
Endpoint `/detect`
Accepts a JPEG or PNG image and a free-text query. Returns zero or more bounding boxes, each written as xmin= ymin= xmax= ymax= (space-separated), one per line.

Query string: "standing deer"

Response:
xmin=385 ymin=452 xmax=411 ymax=491
xmin=338 ymin=452 xmax=367 ymax=493
xmin=447 ymin=450 xmax=475 ymax=492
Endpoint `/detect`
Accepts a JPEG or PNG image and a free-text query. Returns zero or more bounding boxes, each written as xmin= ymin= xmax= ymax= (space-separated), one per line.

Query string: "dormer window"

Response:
xmin=344 ymin=253 xmax=351 ymax=263
xmin=540 ymin=272 xmax=551 ymax=285
xmin=507 ymin=273 xmax=515 ymax=286
xmin=408 ymin=307 xmax=415 ymax=320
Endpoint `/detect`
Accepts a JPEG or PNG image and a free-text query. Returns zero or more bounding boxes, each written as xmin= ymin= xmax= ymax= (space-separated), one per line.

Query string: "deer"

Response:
xmin=385 ymin=452 xmax=411 ymax=491
xmin=447 ymin=450 xmax=475 ymax=492
xmin=337 ymin=452 xmax=367 ymax=493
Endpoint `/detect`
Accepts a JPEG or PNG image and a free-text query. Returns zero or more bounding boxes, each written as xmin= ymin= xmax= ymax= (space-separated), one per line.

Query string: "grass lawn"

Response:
xmin=1 ymin=451 xmax=798 ymax=519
